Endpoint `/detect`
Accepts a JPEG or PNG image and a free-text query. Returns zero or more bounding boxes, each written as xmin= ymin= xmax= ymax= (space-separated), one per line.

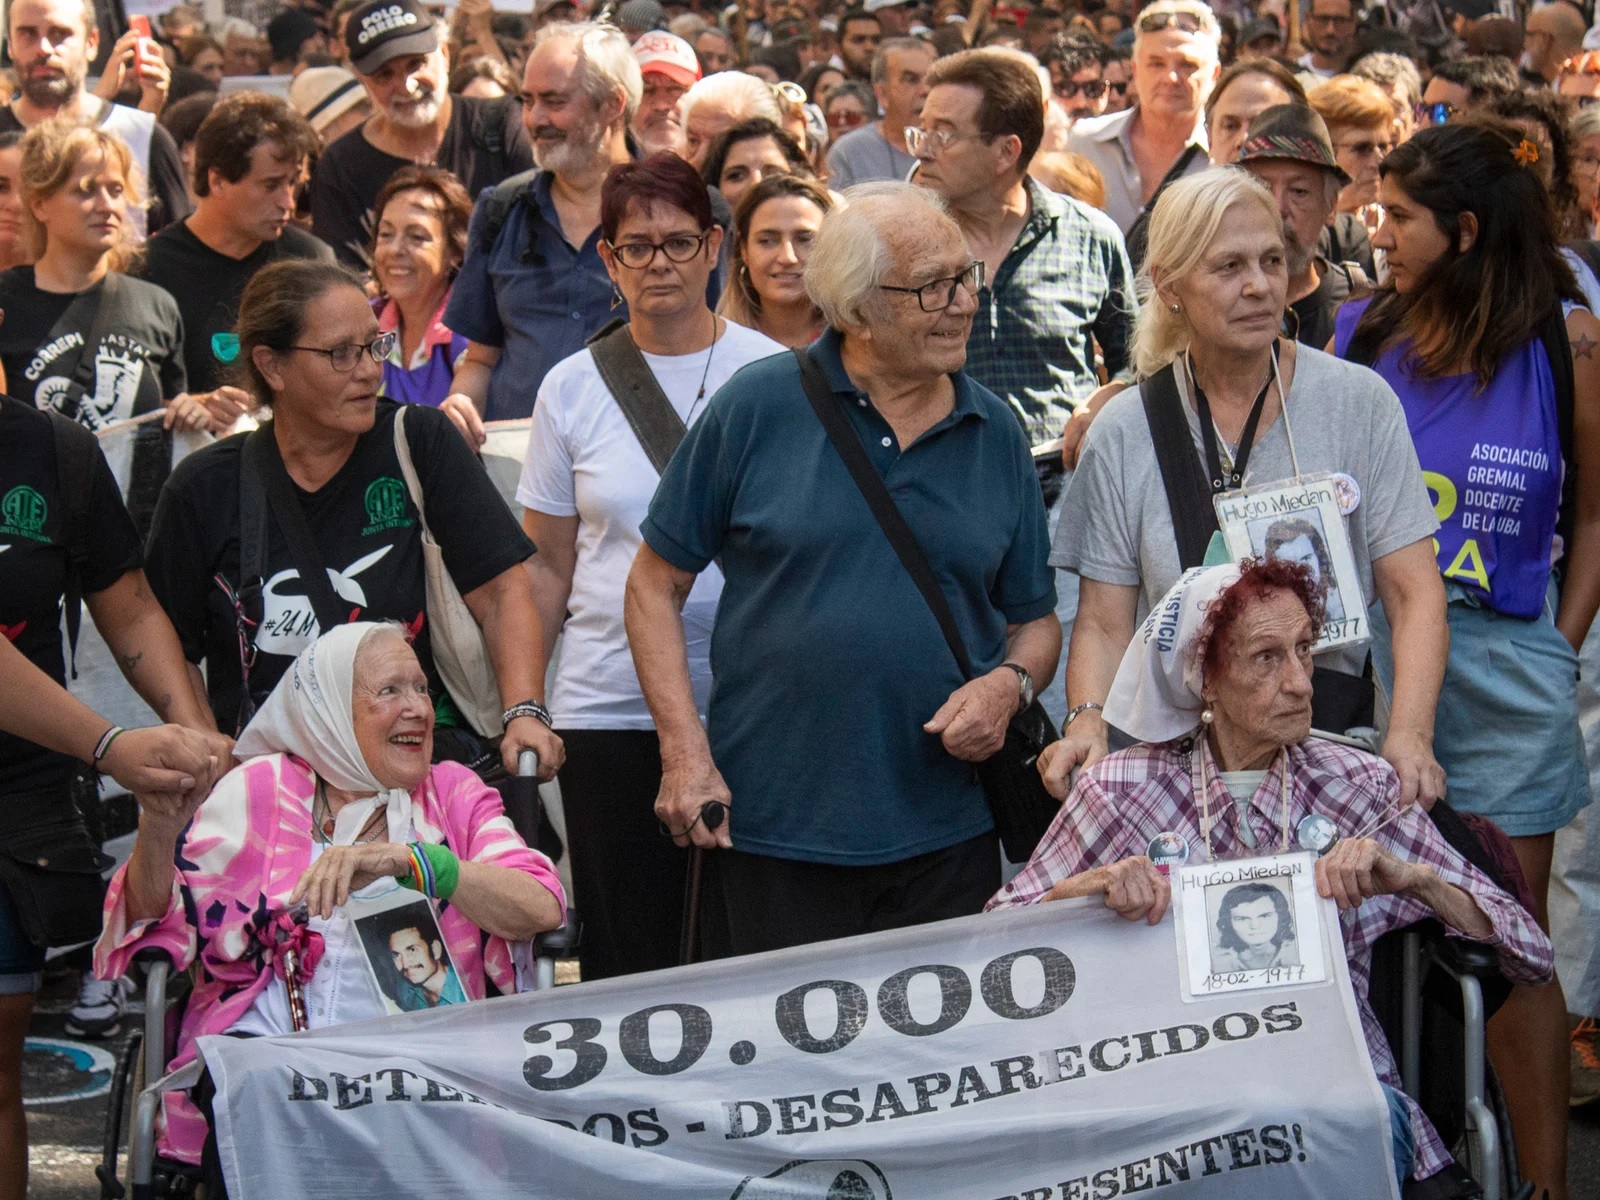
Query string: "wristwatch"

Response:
xmin=999 ymin=662 xmax=1034 ymax=713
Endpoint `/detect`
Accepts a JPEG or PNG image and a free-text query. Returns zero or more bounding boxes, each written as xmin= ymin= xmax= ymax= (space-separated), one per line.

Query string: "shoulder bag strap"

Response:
xmin=1141 ymin=362 xmax=1220 ymax=571
xmin=588 ymin=318 xmax=690 ymax=476
xmin=48 ymin=412 xmax=97 ymax=676
xmin=391 ymin=405 xmax=429 ymax=532
xmin=33 ymin=280 xmax=115 ymax=414
xmin=233 ymin=431 xmax=269 ymax=733
xmin=70 ymin=274 xmax=125 ymax=394
xmin=1541 ymin=307 xmax=1578 ymax=563
xmin=240 ymin=426 xmax=347 ymax=632
xmin=792 ymin=348 xmax=976 ymax=681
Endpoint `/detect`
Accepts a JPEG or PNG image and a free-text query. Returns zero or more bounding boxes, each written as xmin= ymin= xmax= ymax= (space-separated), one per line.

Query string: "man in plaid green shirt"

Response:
xmin=912 ymin=47 xmax=1136 ymax=449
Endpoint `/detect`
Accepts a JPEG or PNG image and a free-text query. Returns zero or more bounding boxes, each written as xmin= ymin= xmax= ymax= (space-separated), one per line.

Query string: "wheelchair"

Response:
xmin=95 ymin=753 xmax=580 ymax=1200
xmin=1369 ymin=801 xmax=1536 ymax=1200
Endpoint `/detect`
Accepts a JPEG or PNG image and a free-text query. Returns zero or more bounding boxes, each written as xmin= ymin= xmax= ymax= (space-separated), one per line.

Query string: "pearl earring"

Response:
xmin=1169 ymin=303 xmax=1181 ymax=314
xmin=1200 ymin=708 xmax=1214 ymax=725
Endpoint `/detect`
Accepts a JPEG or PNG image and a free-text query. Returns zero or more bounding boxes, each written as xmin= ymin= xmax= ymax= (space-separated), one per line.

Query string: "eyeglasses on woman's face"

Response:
xmin=1415 ymin=100 xmax=1456 ymax=127
xmin=605 ymin=231 xmax=712 ymax=269
xmin=285 ymin=331 xmax=397 ymax=372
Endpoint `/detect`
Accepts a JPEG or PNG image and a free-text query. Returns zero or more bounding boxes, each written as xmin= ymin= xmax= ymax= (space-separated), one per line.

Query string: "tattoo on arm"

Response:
xmin=1574 ymin=332 xmax=1597 ymax=361
xmin=118 ymin=650 xmax=145 ymax=674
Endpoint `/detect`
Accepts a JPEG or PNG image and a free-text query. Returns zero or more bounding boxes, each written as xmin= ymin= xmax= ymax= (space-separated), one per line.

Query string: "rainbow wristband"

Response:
xmin=397 ymin=842 xmax=459 ymax=901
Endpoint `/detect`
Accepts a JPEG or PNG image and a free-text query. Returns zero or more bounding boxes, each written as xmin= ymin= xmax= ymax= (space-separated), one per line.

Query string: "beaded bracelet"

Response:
xmin=502 ymin=700 xmax=553 ymax=729
xmin=91 ymin=725 xmax=125 ymax=766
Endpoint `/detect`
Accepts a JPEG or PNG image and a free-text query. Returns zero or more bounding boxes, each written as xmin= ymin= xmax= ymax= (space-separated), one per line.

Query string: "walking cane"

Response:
xmin=678 ymin=801 xmax=726 ymax=966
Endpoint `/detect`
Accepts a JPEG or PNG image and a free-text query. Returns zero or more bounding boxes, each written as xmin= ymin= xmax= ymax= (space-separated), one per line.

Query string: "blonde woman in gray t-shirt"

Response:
xmin=1042 ymin=167 xmax=1447 ymax=814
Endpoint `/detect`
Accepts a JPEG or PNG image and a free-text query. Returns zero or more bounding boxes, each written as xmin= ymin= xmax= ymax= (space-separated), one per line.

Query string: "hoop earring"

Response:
xmin=610 ymin=283 xmax=625 ymax=310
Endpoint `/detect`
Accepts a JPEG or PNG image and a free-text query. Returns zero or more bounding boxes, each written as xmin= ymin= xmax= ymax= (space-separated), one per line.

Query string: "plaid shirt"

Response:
xmin=961 ymin=177 xmax=1136 ymax=448
xmin=989 ymin=736 xmax=1553 ymax=1181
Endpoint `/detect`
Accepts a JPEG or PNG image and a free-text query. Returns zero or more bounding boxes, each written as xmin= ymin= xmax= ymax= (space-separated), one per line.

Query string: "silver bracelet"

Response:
xmin=1064 ymin=702 xmax=1104 ymax=728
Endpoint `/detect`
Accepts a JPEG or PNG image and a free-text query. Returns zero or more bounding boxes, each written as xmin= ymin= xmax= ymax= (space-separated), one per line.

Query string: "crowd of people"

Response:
xmin=2 ymin=0 xmax=1600 ymax=1195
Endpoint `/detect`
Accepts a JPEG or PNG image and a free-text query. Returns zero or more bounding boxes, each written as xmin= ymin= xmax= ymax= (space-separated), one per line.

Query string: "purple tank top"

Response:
xmin=1335 ymin=298 xmax=1563 ymax=619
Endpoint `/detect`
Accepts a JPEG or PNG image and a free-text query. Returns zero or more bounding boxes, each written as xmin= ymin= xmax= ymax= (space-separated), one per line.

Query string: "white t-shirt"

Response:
xmin=517 ymin=320 xmax=785 ymax=729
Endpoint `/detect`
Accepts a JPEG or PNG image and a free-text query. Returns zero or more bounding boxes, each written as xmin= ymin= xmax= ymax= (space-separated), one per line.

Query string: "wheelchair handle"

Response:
xmin=506 ymin=749 xmax=542 ymax=845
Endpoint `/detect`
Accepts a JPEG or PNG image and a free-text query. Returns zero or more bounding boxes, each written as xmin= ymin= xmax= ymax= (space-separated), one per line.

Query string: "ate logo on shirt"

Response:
xmin=362 ymin=477 xmax=414 ymax=537
xmin=0 ymin=485 xmax=48 ymax=543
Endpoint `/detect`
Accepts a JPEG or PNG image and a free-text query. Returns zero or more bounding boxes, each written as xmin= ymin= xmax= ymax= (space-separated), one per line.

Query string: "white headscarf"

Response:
xmin=1103 ymin=565 xmax=1243 ymax=745
xmin=235 ymin=621 xmax=415 ymax=843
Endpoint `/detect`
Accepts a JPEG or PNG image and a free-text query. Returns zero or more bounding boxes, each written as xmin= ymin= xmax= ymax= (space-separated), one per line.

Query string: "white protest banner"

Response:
xmin=201 ymin=899 xmax=1400 ymax=1199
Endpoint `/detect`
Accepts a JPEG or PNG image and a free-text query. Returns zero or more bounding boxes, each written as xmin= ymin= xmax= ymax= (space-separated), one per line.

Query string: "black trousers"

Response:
xmin=556 ymin=729 xmax=690 ymax=981
xmin=700 ymin=830 xmax=1001 ymax=959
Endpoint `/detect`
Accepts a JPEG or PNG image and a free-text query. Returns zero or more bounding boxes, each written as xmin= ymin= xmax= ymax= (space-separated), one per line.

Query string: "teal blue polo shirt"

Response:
xmin=641 ymin=331 xmax=1056 ymax=866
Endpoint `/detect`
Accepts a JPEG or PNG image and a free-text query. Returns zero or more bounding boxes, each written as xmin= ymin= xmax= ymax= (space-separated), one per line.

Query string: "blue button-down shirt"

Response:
xmin=962 ymin=177 xmax=1137 ymax=447
xmin=445 ymin=171 xmax=727 ymax=422
xmin=642 ymin=330 xmax=1056 ymax=865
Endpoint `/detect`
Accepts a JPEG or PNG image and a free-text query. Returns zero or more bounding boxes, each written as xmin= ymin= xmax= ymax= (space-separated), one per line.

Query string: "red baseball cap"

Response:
xmin=633 ymin=30 xmax=701 ymax=88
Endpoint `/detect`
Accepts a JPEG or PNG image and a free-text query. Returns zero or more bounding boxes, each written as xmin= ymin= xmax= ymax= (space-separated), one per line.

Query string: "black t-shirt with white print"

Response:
xmin=145 ymin=400 xmax=533 ymax=731
xmin=0 ymin=268 xmax=187 ymax=429
xmin=0 ymin=395 xmax=143 ymax=792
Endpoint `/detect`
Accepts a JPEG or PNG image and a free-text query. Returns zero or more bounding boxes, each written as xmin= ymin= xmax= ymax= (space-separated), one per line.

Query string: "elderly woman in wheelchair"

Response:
xmin=990 ymin=561 xmax=1553 ymax=1192
xmin=93 ymin=622 xmax=565 ymax=1181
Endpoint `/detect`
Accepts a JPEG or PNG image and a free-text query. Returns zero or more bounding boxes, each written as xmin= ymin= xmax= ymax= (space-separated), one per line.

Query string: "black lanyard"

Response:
xmin=1188 ymin=344 xmax=1279 ymax=495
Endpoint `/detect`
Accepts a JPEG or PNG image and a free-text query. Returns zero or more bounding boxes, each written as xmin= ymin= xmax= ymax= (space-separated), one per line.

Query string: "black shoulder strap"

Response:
xmin=480 ymin=168 xmax=538 ymax=253
xmin=1141 ymin=363 xmax=1219 ymax=571
xmin=1124 ymin=144 xmax=1202 ymax=272
xmin=792 ymin=348 xmax=976 ymax=681
xmin=48 ymin=412 xmax=97 ymax=677
xmin=587 ymin=318 xmax=690 ymax=475
xmin=240 ymin=426 xmax=347 ymax=633
xmin=35 ymin=277 xmax=118 ymax=414
xmin=1541 ymin=307 xmax=1577 ymax=558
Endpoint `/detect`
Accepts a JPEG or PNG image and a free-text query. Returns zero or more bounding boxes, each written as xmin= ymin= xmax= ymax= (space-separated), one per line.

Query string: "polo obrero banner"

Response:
xmin=197 ymin=896 xmax=1401 ymax=1198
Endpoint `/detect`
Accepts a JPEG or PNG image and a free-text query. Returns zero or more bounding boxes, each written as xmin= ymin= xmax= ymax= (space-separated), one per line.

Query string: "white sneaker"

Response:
xmin=64 ymin=972 xmax=127 ymax=1039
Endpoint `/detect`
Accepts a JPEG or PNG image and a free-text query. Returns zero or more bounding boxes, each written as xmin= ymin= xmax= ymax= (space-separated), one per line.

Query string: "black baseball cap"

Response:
xmin=345 ymin=0 xmax=439 ymax=76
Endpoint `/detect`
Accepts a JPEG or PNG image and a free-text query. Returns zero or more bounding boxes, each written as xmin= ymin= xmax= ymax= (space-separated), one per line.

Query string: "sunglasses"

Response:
xmin=1057 ymin=78 xmax=1108 ymax=100
xmin=1108 ymin=80 xmax=1129 ymax=95
xmin=1137 ymin=10 xmax=1203 ymax=33
xmin=1415 ymin=100 xmax=1456 ymax=126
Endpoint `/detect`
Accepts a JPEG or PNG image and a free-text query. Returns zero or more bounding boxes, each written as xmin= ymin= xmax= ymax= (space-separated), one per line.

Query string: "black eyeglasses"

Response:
xmin=286 ymin=331 xmax=396 ymax=372
xmin=1138 ymin=10 xmax=1203 ymax=34
xmin=1108 ymin=80 xmax=1129 ymax=95
xmin=1057 ymin=78 xmax=1108 ymax=100
xmin=879 ymin=261 xmax=985 ymax=312
xmin=1415 ymin=100 xmax=1456 ymax=127
xmin=606 ymin=231 xmax=711 ymax=269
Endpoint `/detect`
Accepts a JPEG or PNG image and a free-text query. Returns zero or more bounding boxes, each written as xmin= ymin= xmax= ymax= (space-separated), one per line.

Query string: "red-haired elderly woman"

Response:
xmin=515 ymin=153 xmax=782 ymax=981
xmin=989 ymin=559 xmax=1553 ymax=1192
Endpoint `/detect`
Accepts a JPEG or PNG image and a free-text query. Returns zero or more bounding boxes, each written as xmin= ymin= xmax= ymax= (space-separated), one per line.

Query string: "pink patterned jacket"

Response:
xmin=94 ymin=753 xmax=565 ymax=1164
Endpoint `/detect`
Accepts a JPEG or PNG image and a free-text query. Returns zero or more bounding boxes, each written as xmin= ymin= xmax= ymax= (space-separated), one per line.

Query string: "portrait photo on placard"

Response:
xmin=353 ymin=896 xmax=467 ymax=1015
xmin=1173 ymin=852 xmax=1330 ymax=1000
xmin=1213 ymin=475 xmax=1368 ymax=650
xmin=1206 ymin=878 xmax=1301 ymax=974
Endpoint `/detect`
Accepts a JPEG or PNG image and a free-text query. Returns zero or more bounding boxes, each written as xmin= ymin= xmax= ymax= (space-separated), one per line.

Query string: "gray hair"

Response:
xmin=1350 ymin=51 xmax=1423 ymax=111
xmin=1133 ymin=0 xmax=1221 ymax=56
xmin=682 ymin=69 xmax=782 ymax=127
xmin=804 ymin=181 xmax=953 ymax=329
xmin=1570 ymin=102 xmax=1600 ymax=148
xmin=220 ymin=16 xmax=260 ymax=42
xmin=871 ymin=36 xmax=933 ymax=85
xmin=535 ymin=21 xmax=644 ymax=126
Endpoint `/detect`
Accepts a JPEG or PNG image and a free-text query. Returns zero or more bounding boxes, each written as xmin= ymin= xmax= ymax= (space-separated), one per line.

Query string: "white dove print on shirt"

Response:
xmin=256 ymin=544 xmax=393 ymax=655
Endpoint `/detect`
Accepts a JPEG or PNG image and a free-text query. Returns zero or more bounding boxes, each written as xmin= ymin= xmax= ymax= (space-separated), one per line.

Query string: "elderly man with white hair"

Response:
xmin=680 ymin=68 xmax=783 ymax=166
xmin=626 ymin=181 xmax=1060 ymax=957
xmin=1066 ymin=0 xmax=1221 ymax=236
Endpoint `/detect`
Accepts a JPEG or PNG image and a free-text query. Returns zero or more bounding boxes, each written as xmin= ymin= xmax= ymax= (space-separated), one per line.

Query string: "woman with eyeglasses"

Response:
xmin=1566 ymin=100 xmax=1600 ymax=237
xmin=1307 ymin=75 xmax=1395 ymax=240
xmin=823 ymin=81 xmax=878 ymax=144
xmin=516 ymin=155 xmax=782 ymax=981
xmin=143 ymin=258 xmax=564 ymax=786
xmin=1336 ymin=120 xmax=1600 ymax=1200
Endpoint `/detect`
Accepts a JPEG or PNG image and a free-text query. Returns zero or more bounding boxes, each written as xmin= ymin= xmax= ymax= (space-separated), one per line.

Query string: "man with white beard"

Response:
xmin=309 ymin=0 xmax=533 ymax=267
xmin=441 ymin=22 xmax=650 ymax=438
